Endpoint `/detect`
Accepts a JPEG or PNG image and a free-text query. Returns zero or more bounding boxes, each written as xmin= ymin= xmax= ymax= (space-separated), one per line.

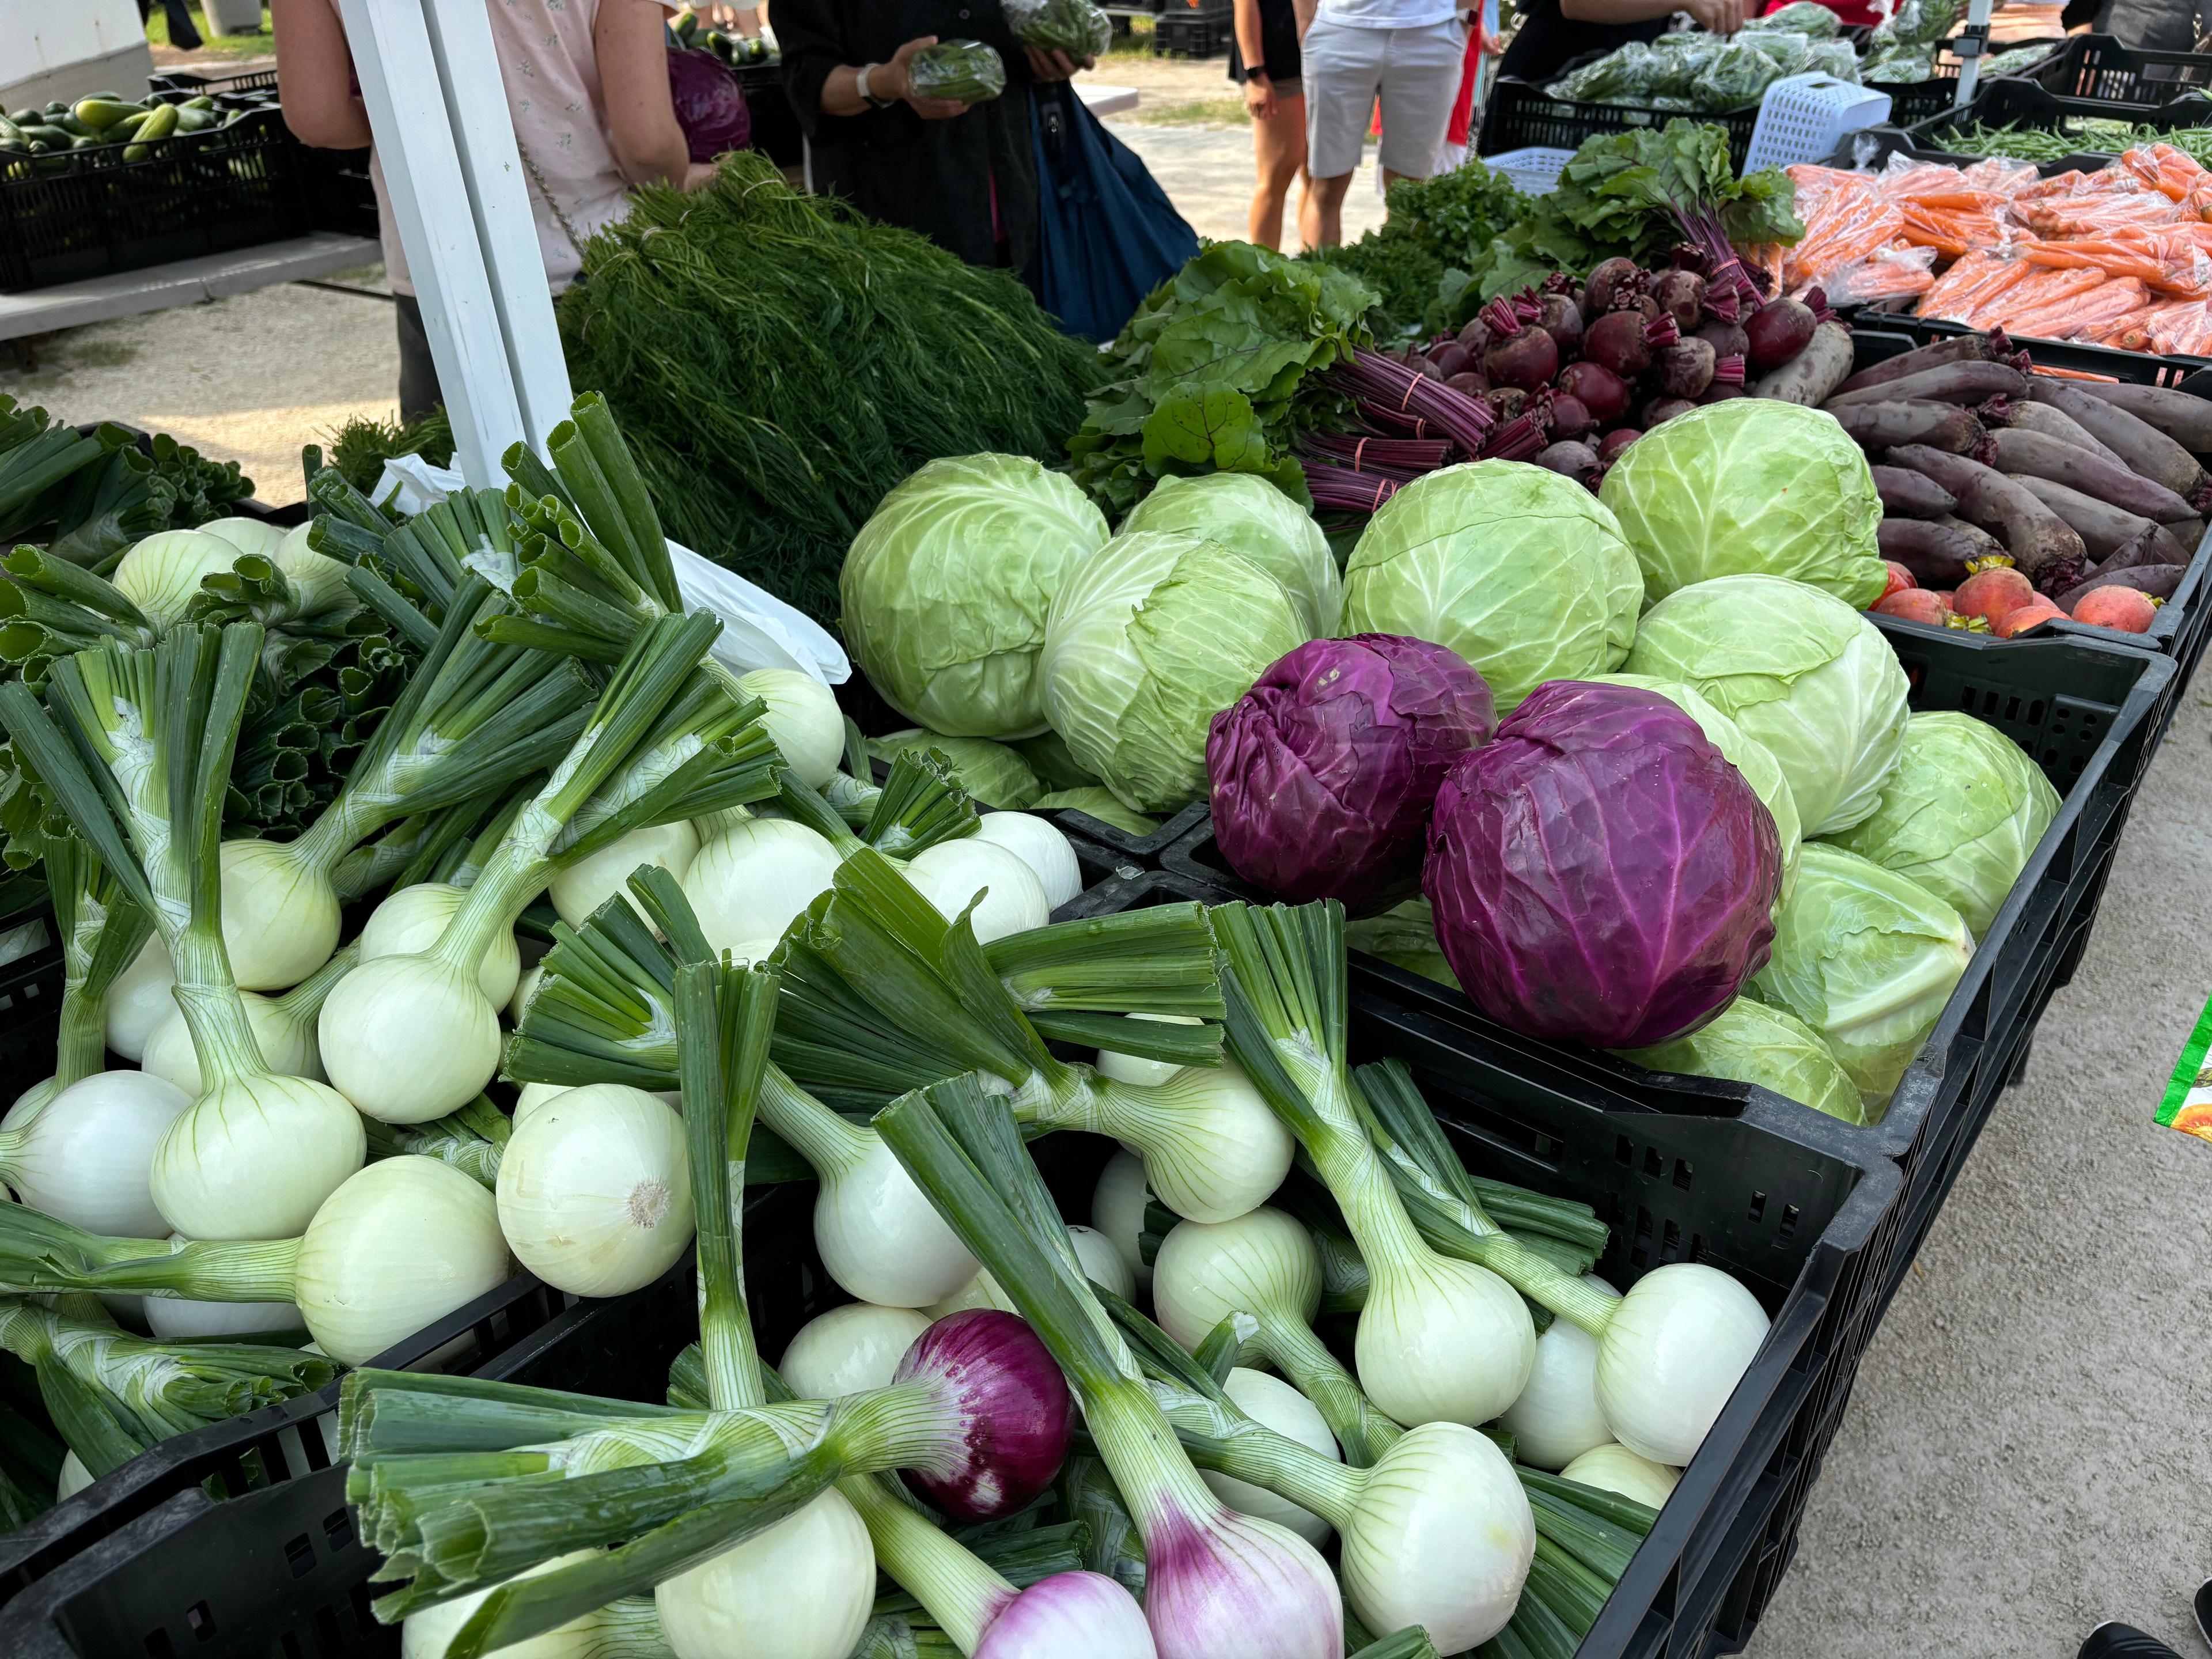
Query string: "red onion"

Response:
xmin=894 ymin=1310 xmax=1072 ymax=1520
xmin=975 ymin=1571 xmax=1158 ymax=1658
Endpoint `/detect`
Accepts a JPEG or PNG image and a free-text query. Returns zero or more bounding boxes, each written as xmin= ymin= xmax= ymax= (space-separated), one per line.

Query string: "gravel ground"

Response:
xmin=1744 ymin=683 xmax=2212 ymax=1659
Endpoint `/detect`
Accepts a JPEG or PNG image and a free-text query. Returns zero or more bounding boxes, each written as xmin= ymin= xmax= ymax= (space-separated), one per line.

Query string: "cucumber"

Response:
xmin=184 ymin=94 xmax=216 ymax=110
xmin=175 ymin=106 xmax=216 ymax=133
xmin=74 ymin=97 xmax=146 ymax=129
xmin=107 ymin=110 xmax=151 ymax=139
xmin=49 ymin=112 xmax=92 ymax=138
xmin=18 ymin=125 xmax=71 ymax=147
xmin=9 ymin=108 xmax=38 ymax=126
xmin=123 ymin=101 xmax=179 ymax=159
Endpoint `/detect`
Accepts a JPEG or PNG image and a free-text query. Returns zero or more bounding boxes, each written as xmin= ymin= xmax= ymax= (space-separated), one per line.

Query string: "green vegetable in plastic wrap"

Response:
xmin=1804 ymin=37 xmax=1861 ymax=80
xmin=1979 ymin=40 xmax=2063 ymax=73
xmin=1690 ymin=38 xmax=1785 ymax=108
xmin=1005 ymin=0 xmax=1113 ymax=60
xmin=1747 ymin=1 xmax=1841 ymax=37
xmin=1545 ymin=42 xmax=1661 ymax=102
xmin=1869 ymin=0 xmax=1961 ymax=51
xmin=1742 ymin=29 xmax=1812 ymax=74
xmin=1862 ymin=44 xmax=1939 ymax=82
xmin=908 ymin=39 xmax=1007 ymax=103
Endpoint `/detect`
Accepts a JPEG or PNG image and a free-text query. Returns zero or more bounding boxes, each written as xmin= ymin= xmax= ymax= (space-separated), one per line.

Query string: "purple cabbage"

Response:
xmin=668 ymin=47 xmax=751 ymax=162
xmin=1205 ymin=635 xmax=1497 ymax=911
xmin=1423 ymin=680 xmax=1780 ymax=1048
xmin=894 ymin=1309 xmax=1070 ymax=1520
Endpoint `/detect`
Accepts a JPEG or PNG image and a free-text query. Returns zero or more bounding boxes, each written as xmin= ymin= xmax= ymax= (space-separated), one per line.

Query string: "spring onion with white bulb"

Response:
xmin=780 ymin=1305 xmax=933 ymax=1400
xmin=361 ymin=1097 xmax=511 ymax=1190
xmin=970 ymin=813 xmax=1082 ymax=912
xmin=1499 ymin=1278 xmax=1617 ymax=1474
xmin=0 ymin=1070 xmax=188 ymax=1237
xmin=927 ymin=1224 xmax=1135 ymax=1319
xmin=318 ymin=609 xmax=777 ymax=1123
xmin=139 ymin=941 xmax=353 ymax=1096
xmin=1558 ymin=1444 xmax=1679 ymax=1510
xmin=1090 ymin=1150 xmax=1156 ymax=1291
xmin=0 ymin=623 xmax=368 ymax=1238
xmin=494 ymin=1084 xmax=695 ymax=1297
xmin=358 ymin=882 xmax=522 ymax=1009
xmin=878 ymin=1072 xmax=1344 ymax=1659
xmin=772 ymin=852 xmax=1294 ymax=1227
xmin=1212 ymin=902 xmax=1534 ymax=1430
xmin=213 ymin=581 xmax=594 ymax=989
xmin=338 ymin=964 xmax=1071 ymax=1657
xmin=102 ymin=934 xmax=174 ymax=1064
xmin=1351 ymin=1056 xmax=1770 ymax=1468
xmin=6 ymin=838 xmax=155 ymax=1125
xmin=0 ymin=1155 xmax=510 ymax=1366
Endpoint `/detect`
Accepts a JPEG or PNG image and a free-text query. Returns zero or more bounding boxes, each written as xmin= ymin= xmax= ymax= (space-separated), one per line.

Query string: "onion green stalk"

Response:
xmin=876 ymin=1072 xmax=1342 ymax=1659
xmin=140 ymin=940 xmax=355 ymax=1096
xmin=0 ymin=622 xmax=369 ymax=1238
xmin=5 ymin=835 xmax=154 ymax=1122
xmin=215 ymin=579 xmax=596 ymax=988
xmin=318 ymin=610 xmax=779 ymax=1122
xmin=1211 ymin=902 xmax=1534 ymax=1429
xmin=0 ymin=1297 xmax=331 ymax=1472
xmin=363 ymin=1096 xmax=511 ymax=1188
xmin=772 ymin=853 xmax=1296 ymax=1225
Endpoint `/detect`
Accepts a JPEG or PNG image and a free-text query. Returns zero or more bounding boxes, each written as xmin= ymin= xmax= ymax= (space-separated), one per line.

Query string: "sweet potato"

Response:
xmin=1832 ymin=332 xmax=2013 ymax=396
xmin=2029 ymin=380 xmax=2211 ymax=507
xmin=1988 ymin=429 xmax=2195 ymax=522
xmin=2068 ymin=381 xmax=2212 ymax=455
xmin=1827 ymin=362 xmax=2029 ymax=409
xmin=1830 ymin=400 xmax=1988 ymax=454
xmin=1878 ymin=517 xmax=1987 ymax=588
xmin=1888 ymin=444 xmax=2090 ymax=588
xmin=1872 ymin=465 xmax=1957 ymax=519
xmin=2009 ymin=476 xmax=2191 ymax=565
xmin=1752 ymin=321 xmax=1854 ymax=407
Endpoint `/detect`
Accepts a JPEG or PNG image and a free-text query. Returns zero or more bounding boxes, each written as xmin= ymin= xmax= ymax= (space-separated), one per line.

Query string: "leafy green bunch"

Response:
xmin=1319 ymin=162 xmax=1528 ymax=335
xmin=1067 ymin=241 xmax=1377 ymax=518
xmin=1467 ymin=119 xmax=1802 ymax=305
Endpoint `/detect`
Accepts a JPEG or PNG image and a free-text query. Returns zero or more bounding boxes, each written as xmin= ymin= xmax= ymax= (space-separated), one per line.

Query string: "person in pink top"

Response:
xmin=274 ymin=0 xmax=715 ymax=420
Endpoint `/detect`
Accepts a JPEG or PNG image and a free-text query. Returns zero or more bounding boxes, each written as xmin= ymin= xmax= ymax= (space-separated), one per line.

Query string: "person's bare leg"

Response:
xmin=1249 ymin=92 xmax=1309 ymax=249
xmin=1305 ymin=169 xmax=1355 ymax=249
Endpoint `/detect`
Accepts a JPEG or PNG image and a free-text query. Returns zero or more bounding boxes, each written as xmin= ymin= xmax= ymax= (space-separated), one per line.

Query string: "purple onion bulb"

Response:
xmin=975 ymin=1571 xmax=1159 ymax=1658
xmin=894 ymin=1310 xmax=1071 ymax=1520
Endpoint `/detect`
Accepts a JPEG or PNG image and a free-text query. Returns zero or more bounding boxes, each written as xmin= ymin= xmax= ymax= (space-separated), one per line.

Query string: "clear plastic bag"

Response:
xmin=1869 ymin=0 xmax=1962 ymax=52
xmin=907 ymin=39 xmax=1007 ymax=103
xmin=1748 ymin=1 xmax=1843 ymax=38
xmin=1742 ymin=29 xmax=1812 ymax=75
xmin=1861 ymin=43 xmax=1940 ymax=82
xmin=1804 ymin=38 xmax=1861 ymax=81
xmin=1690 ymin=38 xmax=1785 ymax=109
xmin=1003 ymin=0 xmax=1113 ymax=61
xmin=1546 ymin=43 xmax=1659 ymax=101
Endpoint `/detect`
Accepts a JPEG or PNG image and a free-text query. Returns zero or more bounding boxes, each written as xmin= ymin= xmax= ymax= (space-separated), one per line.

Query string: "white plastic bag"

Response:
xmin=370 ymin=459 xmax=849 ymax=686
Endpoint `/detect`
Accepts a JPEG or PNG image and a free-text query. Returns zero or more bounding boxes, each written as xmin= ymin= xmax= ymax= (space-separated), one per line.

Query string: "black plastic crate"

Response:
xmin=154 ymin=65 xmax=378 ymax=241
xmin=1852 ymin=324 xmax=2212 ymax=703
xmin=0 ymin=105 xmax=314 ymax=293
xmin=1153 ymin=12 xmax=1232 ymax=56
xmin=1160 ymin=628 xmax=2169 ymax=1317
xmin=0 ymin=892 xmax=63 ymax=1084
xmin=1879 ymin=37 xmax=2070 ymax=127
xmin=1478 ymin=79 xmax=1763 ymax=171
xmin=1903 ymin=76 xmax=2212 ymax=172
xmin=0 ymin=968 xmax=1898 ymax=1659
xmin=2027 ymin=32 xmax=2212 ymax=106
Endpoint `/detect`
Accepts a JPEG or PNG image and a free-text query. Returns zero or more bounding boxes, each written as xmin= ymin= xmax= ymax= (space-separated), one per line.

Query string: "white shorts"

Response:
xmin=1301 ymin=14 xmax=1467 ymax=182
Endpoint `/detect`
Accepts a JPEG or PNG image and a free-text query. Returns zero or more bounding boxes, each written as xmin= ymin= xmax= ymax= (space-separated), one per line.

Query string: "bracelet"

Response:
xmin=856 ymin=62 xmax=887 ymax=105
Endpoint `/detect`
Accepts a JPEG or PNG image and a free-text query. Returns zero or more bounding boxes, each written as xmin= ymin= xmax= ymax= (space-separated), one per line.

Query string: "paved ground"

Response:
xmin=1743 ymin=684 xmax=2212 ymax=1659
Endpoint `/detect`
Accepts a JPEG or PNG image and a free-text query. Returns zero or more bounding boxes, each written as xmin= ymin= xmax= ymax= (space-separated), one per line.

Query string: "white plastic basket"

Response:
xmin=1483 ymin=146 xmax=1576 ymax=196
xmin=1743 ymin=73 xmax=1895 ymax=173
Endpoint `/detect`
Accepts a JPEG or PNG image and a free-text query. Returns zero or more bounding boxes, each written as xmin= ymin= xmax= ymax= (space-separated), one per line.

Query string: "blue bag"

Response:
xmin=1029 ymin=81 xmax=1199 ymax=342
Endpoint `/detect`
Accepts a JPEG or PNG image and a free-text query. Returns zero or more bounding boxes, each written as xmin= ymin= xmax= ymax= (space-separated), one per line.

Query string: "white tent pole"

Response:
xmin=421 ymin=0 xmax=575 ymax=457
xmin=335 ymin=0 xmax=525 ymax=485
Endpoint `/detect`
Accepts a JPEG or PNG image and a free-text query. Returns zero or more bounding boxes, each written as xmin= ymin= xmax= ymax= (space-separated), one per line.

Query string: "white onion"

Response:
xmin=150 ymin=1070 xmax=367 ymax=1240
xmin=971 ymin=813 xmax=1082 ymax=910
xmin=778 ymin=1303 xmax=931 ymax=1399
xmin=512 ymin=1082 xmax=571 ymax=1128
xmin=359 ymin=883 xmax=521 ymax=1008
xmin=104 ymin=936 xmax=176 ymax=1062
xmin=681 ymin=819 xmax=841 ymax=953
xmin=56 ymin=1451 xmax=92 ymax=1502
xmin=548 ymin=821 xmax=700 ymax=930
xmin=1089 ymin=1149 xmax=1154 ymax=1292
xmin=807 ymin=1128 xmax=979 ymax=1309
xmin=0 ymin=1071 xmax=189 ymax=1236
xmin=218 ymin=838 xmax=342 ymax=990
xmin=196 ymin=516 xmax=289 ymax=561
xmin=145 ymin=1289 xmax=305 ymax=1341
xmin=902 ymin=840 xmax=1050 ymax=944
xmin=1202 ymin=1370 xmax=1339 ymax=1547
xmin=740 ymin=668 xmax=844 ymax=790
xmin=1593 ymin=1263 xmax=1768 ymax=1466
xmin=655 ymin=1491 xmax=874 ymax=1659
xmin=1499 ymin=1275 xmax=1616 ymax=1471
xmin=1153 ymin=1208 xmax=1318 ymax=1353
xmin=1094 ymin=1059 xmax=1294 ymax=1225
xmin=112 ymin=529 xmax=239 ymax=628
xmin=1095 ymin=1013 xmax=1205 ymax=1089
xmin=295 ymin=1157 xmax=512 ymax=1366
xmin=494 ymin=1085 xmax=694 ymax=1297
xmin=141 ymin=990 xmax=325 ymax=1097
xmin=1560 ymin=1442 xmax=1680 ymax=1510
xmin=933 ymin=1224 xmax=1134 ymax=1317
xmin=319 ymin=952 xmax=501 ymax=1124
xmin=509 ymin=963 xmax=543 ymax=1027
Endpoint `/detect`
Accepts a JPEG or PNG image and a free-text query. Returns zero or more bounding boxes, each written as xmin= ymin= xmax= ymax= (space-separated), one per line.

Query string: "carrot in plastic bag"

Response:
xmin=1821 ymin=245 xmax=1938 ymax=305
xmin=1919 ymin=248 xmax=2033 ymax=325
xmin=2003 ymin=276 xmax=2152 ymax=342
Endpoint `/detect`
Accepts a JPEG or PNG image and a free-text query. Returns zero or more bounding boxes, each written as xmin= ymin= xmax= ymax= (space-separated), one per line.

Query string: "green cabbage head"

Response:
xmin=1600 ymin=401 xmax=1886 ymax=608
xmin=841 ymin=454 xmax=1109 ymax=740
xmin=1339 ymin=461 xmax=1641 ymax=712
xmin=1040 ymin=531 xmax=1310 ymax=812
xmin=1592 ymin=672 xmax=1802 ymax=903
xmin=1749 ymin=843 xmax=1972 ymax=1115
xmin=1822 ymin=711 xmax=2059 ymax=940
xmin=870 ymin=730 xmax=1043 ymax=809
xmin=1119 ymin=472 xmax=1342 ymax=636
xmin=1616 ymin=995 xmax=1863 ymax=1125
xmin=1626 ymin=574 xmax=1909 ymax=838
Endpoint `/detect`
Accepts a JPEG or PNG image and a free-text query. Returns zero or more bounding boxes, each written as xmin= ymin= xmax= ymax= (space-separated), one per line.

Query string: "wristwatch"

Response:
xmin=856 ymin=62 xmax=891 ymax=107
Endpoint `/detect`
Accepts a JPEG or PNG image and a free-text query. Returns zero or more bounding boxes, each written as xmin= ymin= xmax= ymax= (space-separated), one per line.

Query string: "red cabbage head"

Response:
xmin=668 ymin=48 xmax=751 ymax=161
xmin=1423 ymin=680 xmax=1780 ymax=1048
xmin=1206 ymin=634 xmax=1497 ymax=909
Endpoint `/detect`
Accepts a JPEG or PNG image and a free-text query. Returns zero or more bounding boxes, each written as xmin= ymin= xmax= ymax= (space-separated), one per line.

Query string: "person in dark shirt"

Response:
xmin=777 ymin=0 xmax=1091 ymax=274
xmin=1497 ymin=0 xmax=1747 ymax=88
xmin=1230 ymin=0 xmax=1308 ymax=249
